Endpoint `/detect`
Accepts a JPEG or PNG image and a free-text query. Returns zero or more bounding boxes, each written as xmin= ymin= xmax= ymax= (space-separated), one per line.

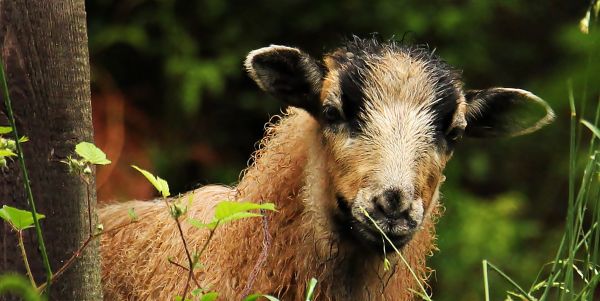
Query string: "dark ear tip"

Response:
xmin=244 ymin=45 xmax=302 ymax=91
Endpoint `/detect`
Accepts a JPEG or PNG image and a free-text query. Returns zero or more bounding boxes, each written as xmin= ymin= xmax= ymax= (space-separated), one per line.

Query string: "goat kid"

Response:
xmin=100 ymin=38 xmax=554 ymax=301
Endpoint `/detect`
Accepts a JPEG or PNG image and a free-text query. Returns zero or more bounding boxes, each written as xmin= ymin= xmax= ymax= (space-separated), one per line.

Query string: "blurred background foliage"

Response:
xmin=86 ymin=0 xmax=599 ymax=299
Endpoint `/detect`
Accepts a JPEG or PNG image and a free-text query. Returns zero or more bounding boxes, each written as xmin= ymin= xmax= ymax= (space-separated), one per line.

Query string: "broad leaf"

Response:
xmin=128 ymin=208 xmax=139 ymax=222
xmin=200 ymin=292 xmax=218 ymax=301
xmin=187 ymin=218 xmax=218 ymax=230
xmin=0 ymin=205 xmax=45 ymax=231
xmin=189 ymin=201 xmax=275 ymax=230
xmin=75 ymin=142 xmax=111 ymax=165
xmin=132 ymin=165 xmax=170 ymax=198
xmin=244 ymin=295 xmax=280 ymax=301
xmin=0 ymin=149 xmax=16 ymax=157
xmin=0 ymin=126 xmax=12 ymax=134
xmin=191 ymin=288 xmax=203 ymax=296
xmin=214 ymin=201 xmax=275 ymax=220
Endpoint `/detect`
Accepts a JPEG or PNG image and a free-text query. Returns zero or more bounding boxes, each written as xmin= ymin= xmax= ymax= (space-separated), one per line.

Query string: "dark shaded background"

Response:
xmin=86 ymin=1 xmax=599 ymax=299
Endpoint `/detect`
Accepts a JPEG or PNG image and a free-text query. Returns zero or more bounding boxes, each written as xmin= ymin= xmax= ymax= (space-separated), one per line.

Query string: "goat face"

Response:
xmin=245 ymin=38 xmax=554 ymax=250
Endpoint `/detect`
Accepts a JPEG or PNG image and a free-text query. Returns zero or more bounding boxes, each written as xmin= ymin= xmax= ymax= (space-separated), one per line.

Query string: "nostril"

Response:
xmin=373 ymin=189 xmax=403 ymax=219
xmin=407 ymin=218 xmax=417 ymax=229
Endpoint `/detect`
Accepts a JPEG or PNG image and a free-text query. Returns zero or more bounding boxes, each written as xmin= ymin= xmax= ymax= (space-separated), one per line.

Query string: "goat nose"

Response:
xmin=373 ymin=189 xmax=411 ymax=221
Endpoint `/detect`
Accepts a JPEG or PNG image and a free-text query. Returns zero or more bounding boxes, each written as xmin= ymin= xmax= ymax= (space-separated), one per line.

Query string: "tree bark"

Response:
xmin=0 ymin=1 xmax=102 ymax=300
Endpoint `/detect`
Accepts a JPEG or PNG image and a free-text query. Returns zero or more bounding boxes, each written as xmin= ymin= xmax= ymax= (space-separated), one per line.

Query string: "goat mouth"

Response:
xmin=334 ymin=195 xmax=413 ymax=250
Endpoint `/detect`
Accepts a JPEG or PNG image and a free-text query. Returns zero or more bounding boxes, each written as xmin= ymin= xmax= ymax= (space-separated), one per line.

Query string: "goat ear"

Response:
xmin=245 ymin=45 xmax=323 ymax=115
xmin=464 ymin=88 xmax=555 ymax=138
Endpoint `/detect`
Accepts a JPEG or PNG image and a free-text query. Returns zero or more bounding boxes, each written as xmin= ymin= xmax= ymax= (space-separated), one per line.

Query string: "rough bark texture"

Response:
xmin=0 ymin=1 xmax=102 ymax=300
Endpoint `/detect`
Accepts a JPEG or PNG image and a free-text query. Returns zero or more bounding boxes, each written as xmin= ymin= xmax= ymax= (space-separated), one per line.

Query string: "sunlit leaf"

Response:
xmin=214 ymin=201 xmax=275 ymax=220
xmin=200 ymin=292 xmax=218 ymax=301
xmin=191 ymin=288 xmax=203 ymax=296
xmin=187 ymin=218 xmax=218 ymax=230
xmin=189 ymin=201 xmax=275 ymax=230
xmin=75 ymin=142 xmax=111 ymax=165
xmin=0 ymin=126 xmax=12 ymax=134
xmin=0 ymin=149 xmax=16 ymax=157
xmin=128 ymin=208 xmax=139 ymax=222
xmin=0 ymin=205 xmax=45 ymax=231
xmin=243 ymin=294 xmax=280 ymax=301
xmin=132 ymin=165 xmax=170 ymax=198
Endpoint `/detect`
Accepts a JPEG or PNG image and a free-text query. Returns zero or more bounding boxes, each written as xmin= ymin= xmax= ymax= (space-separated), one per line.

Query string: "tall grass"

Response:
xmin=482 ymin=3 xmax=600 ymax=300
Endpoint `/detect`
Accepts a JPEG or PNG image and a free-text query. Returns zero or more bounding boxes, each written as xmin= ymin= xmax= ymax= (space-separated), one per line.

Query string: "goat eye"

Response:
xmin=445 ymin=127 xmax=464 ymax=142
xmin=322 ymin=105 xmax=342 ymax=123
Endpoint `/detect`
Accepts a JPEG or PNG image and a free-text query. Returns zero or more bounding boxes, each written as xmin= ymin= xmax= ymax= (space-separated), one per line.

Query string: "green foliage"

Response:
xmin=0 ymin=274 xmax=43 ymax=301
xmin=304 ymin=278 xmax=318 ymax=301
xmin=581 ymin=120 xmax=600 ymax=139
xmin=131 ymin=165 xmax=170 ymax=198
xmin=75 ymin=142 xmax=111 ymax=165
xmin=0 ymin=126 xmax=11 ymax=134
xmin=62 ymin=142 xmax=111 ymax=176
xmin=243 ymin=294 xmax=280 ymax=301
xmin=0 ymin=205 xmax=45 ymax=231
xmin=188 ymin=201 xmax=275 ymax=230
xmin=0 ymin=128 xmax=28 ymax=169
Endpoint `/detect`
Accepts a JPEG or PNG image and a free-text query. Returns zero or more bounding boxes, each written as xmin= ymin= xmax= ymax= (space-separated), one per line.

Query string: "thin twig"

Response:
xmin=162 ymin=198 xmax=198 ymax=301
xmin=37 ymin=220 xmax=138 ymax=292
xmin=174 ymin=217 xmax=195 ymax=300
xmin=168 ymin=258 xmax=201 ymax=288
xmin=17 ymin=230 xmax=37 ymax=288
xmin=82 ymin=176 xmax=93 ymax=235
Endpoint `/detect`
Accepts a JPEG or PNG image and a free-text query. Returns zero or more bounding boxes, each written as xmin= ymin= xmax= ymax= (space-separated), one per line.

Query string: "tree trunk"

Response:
xmin=0 ymin=1 xmax=102 ymax=300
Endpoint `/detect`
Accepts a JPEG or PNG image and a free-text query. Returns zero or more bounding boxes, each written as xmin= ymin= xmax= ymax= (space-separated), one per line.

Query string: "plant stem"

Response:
xmin=0 ymin=51 xmax=53 ymax=288
xmin=163 ymin=198 xmax=199 ymax=301
xmin=38 ymin=219 xmax=138 ymax=292
xmin=360 ymin=207 xmax=432 ymax=301
xmin=17 ymin=231 xmax=37 ymax=288
xmin=485 ymin=261 xmax=536 ymax=301
xmin=482 ymin=260 xmax=490 ymax=301
xmin=83 ymin=176 xmax=93 ymax=235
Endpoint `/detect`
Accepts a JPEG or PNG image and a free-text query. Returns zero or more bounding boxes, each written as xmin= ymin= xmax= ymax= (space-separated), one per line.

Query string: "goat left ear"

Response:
xmin=245 ymin=45 xmax=323 ymax=115
xmin=464 ymin=88 xmax=555 ymax=138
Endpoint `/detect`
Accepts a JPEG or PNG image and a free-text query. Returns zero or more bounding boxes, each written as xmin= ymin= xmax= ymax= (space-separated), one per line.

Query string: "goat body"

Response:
xmin=100 ymin=109 xmax=435 ymax=300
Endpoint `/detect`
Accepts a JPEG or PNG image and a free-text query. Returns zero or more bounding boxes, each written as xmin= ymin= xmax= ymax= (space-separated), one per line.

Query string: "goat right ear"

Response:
xmin=245 ymin=45 xmax=323 ymax=115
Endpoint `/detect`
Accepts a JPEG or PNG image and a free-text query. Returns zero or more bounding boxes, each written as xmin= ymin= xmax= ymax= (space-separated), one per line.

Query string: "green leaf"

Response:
xmin=18 ymin=136 xmax=29 ymax=143
xmin=191 ymin=288 xmax=203 ymax=296
xmin=214 ymin=201 xmax=275 ymax=220
xmin=128 ymin=208 xmax=139 ymax=222
xmin=75 ymin=142 xmax=111 ymax=165
xmin=0 ymin=205 xmax=45 ymax=231
xmin=304 ymin=278 xmax=317 ymax=301
xmin=243 ymin=295 xmax=280 ymax=301
xmin=132 ymin=165 xmax=170 ymax=198
xmin=188 ymin=218 xmax=218 ymax=230
xmin=200 ymin=292 xmax=218 ymax=301
xmin=383 ymin=257 xmax=391 ymax=271
xmin=0 ymin=126 xmax=12 ymax=134
xmin=188 ymin=202 xmax=275 ymax=230
xmin=0 ymin=149 xmax=16 ymax=157
xmin=582 ymin=120 xmax=600 ymax=139
xmin=0 ymin=274 xmax=42 ymax=301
